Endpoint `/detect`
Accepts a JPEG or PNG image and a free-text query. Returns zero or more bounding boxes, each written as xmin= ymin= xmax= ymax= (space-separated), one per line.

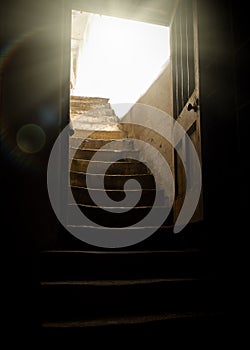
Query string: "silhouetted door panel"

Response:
xmin=171 ymin=0 xmax=203 ymax=223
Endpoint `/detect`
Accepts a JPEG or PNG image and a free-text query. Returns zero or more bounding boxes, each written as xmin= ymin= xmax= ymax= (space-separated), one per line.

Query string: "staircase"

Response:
xmin=38 ymin=96 xmax=224 ymax=335
xmin=70 ymin=95 xmax=123 ymax=136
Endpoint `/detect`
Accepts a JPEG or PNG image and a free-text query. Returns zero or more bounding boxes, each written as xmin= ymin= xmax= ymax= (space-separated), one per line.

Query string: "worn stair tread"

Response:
xmin=73 ymin=130 xmax=127 ymax=139
xmin=40 ymin=277 xmax=199 ymax=287
xmin=70 ymin=172 xmax=152 ymax=180
xmin=69 ymin=158 xmax=146 ymax=164
xmin=69 ymin=186 xmax=164 ymax=206
xmin=72 ymin=117 xmax=117 ymax=122
xmin=66 ymin=224 xmax=172 ymax=230
xmin=70 ymin=171 xmax=152 ymax=177
xmin=38 ymin=247 xmax=208 ymax=281
xmin=72 ymin=123 xmax=121 ymax=130
xmin=70 ymin=95 xmax=109 ymax=101
xmin=72 ymin=111 xmax=117 ymax=117
xmin=70 ymin=147 xmax=139 ymax=152
xmin=69 ymin=137 xmax=134 ymax=150
xmin=70 ymin=172 xmax=156 ymax=188
xmin=66 ymin=205 xmax=171 ymax=226
xmin=69 ymin=158 xmax=150 ymax=169
xmin=40 ymin=248 xmax=203 ymax=255
xmin=70 ymin=137 xmax=127 ymax=141
xmin=42 ymin=311 xmax=222 ymax=328
xmin=39 ymin=248 xmax=205 ymax=261
xmin=69 ymin=148 xmax=140 ymax=159
xmin=68 ymin=203 xmax=169 ymax=209
xmin=70 ymin=159 xmax=151 ymax=174
xmin=70 ymin=185 xmax=158 ymax=192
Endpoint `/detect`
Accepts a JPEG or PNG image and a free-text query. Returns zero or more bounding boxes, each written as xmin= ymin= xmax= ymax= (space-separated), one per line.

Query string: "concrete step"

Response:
xmin=69 ymin=186 xmax=165 ymax=206
xmin=73 ymin=129 xmax=127 ymax=139
xmin=72 ymin=108 xmax=116 ymax=117
xmin=70 ymin=95 xmax=109 ymax=103
xmin=39 ymin=249 xmax=209 ymax=281
xmin=66 ymin=204 xmax=170 ymax=227
xmin=69 ymin=159 xmax=151 ymax=174
xmin=70 ymin=172 xmax=155 ymax=189
xmin=70 ymin=97 xmax=110 ymax=111
xmin=71 ymin=115 xmax=119 ymax=124
xmin=72 ymin=121 xmax=121 ymax=131
xmin=41 ymin=311 xmax=224 ymax=330
xmin=39 ymin=277 xmax=215 ymax=321
xmin=69 ymin=137 xmax=134 ymax=150
xmin=65 ymin=225 xmax=174 ymax=243
xmin=69 ymin=148 xmax=140 ymax=161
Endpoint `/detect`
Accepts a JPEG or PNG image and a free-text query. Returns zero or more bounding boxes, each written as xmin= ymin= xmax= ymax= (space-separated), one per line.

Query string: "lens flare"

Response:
xmin=16 ymin=124 xmax=46 ymax=153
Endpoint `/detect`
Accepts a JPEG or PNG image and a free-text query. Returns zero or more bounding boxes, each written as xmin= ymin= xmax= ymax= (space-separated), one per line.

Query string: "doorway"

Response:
xmin=70 ymin=10 xmax=171 ymax=118
xmin=64 ymin=1 xmax=203 ymax=244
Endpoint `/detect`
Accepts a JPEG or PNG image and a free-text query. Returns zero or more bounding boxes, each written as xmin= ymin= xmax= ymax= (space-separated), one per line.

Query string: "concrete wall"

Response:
xmin=121 ymin=61 xmax=174 ymax=203
xmin=137 ymin=60 xmax=173 ymax=117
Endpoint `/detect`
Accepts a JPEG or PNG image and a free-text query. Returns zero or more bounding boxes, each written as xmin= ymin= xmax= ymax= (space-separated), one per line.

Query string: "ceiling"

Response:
xmin=70 ymin=0 xmax=176 ymax=26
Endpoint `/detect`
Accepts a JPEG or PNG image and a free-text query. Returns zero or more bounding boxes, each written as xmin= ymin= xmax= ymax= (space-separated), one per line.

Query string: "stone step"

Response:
xmin=69 ymin=137 xmax=134 ymax=150
xmin=41 ymin=311 xmax=224 ymax=330
xmin=70 ymin=96 xmax=109 ymax=104
xmin=73 ymin=130 xmax=127 ymax=139
xmin=70 ymin=102 xmax=111 ymax=108
xmin=71 ymin=115 xmax=119 ymax=124
xmin=39 ymin=277 xmax=215 ymax=321
xmin=71 ymin=108 xmax=116 ymax=117
xmin=70 ymin=98 xmax=110 ymax=111
xmin=71 ymin=121 xmax=121 ymax=131
xmin=39 ymin=249 xmax=210 ymax=281
xmin=69 ymin=148 xmax=140 ymax=161
xmin=70 ymin=102 xmax=110 ymax=107
xmin=64 ymin=224 xmax=173 ymax=238
xmin=66 ymin=204 xmax=170 ymax=227
xmin=70 ymin=110 xmax=109 ymax=116
xmin=69 ymin=159 xmax=151 ymax=174
xmin=70 ymin=172 xmax=155 ymax=189
xmin=69 ymin=187 xmax=165 ymax=206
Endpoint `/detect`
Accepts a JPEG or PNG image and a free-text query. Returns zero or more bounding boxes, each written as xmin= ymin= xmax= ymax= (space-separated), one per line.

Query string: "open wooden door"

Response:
xmin=170 ymin=0 xmax=203 ymax=224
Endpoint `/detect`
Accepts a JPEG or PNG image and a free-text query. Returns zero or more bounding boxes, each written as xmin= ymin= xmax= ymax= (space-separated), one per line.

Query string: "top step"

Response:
xmin=70 ymin=96 xmax=111 ymax=113
xmin=70 ymin=96 xmax=110 ymax=104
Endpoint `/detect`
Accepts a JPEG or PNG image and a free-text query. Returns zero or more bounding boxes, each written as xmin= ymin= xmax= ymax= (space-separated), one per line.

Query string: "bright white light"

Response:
xmin=73 ymin=13 xmax=170 ymax=117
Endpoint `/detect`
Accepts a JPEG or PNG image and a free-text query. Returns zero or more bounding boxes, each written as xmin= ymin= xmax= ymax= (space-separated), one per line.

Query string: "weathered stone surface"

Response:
xmin=69 ymin=148 xmax=140 ymax=161
xmin=70 ymin=95 xmax=120 ymax=131
xmin=69 ymin=172 xmax=155 ymax=189
xmin=69 ymin=158 xmax=150 ymax=174
xmin=73 ymin=129 xmax=127 ymax=139
xmin=69 ymin=137 xmax=134 ymax=150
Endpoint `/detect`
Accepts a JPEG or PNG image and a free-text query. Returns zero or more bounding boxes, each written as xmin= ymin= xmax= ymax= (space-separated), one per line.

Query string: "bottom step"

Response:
xmin=42 ymin=311 xmax=223 ymax=328
xmin=38 ymin=312 xmax=225 ymax=344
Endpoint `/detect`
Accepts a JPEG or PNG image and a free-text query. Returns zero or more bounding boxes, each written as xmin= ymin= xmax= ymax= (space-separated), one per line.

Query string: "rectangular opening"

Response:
xmin=70 ymin=9 xmax=170 ymax=119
